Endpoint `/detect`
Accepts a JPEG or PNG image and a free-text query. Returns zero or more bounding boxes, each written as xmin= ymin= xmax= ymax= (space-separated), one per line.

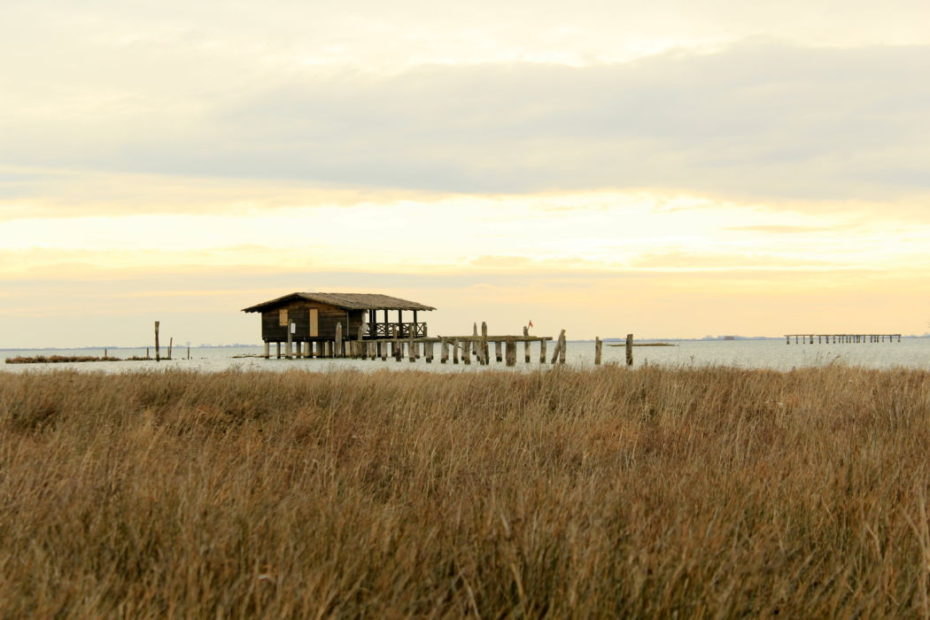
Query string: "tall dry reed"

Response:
xmin=1 ymin=365 xmax=929 ymax=617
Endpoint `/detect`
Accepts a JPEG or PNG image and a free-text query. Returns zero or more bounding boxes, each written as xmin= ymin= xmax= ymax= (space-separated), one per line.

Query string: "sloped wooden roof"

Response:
xmin=242 ymin=292 xmax=436 ymax=313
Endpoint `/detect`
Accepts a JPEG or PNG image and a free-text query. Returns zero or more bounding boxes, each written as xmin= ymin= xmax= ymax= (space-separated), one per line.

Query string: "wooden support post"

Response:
xmin=276 ymin=342 xmax=282 ymax=359
xmin=264 ymin=342 xmax=270 ymax=358
xmin=558 ymin=330 xmax=566 ymax=364
xmin=495 ymin=341 xmax=503 ymax=362
xmin=453 ymin=340 xmax=460 ymax=364
xmin=335 ymin=322 xmax=343 ymax=358
xmin=394 ymin=339 xmax=402 ymax=362
xmin=441 ymin=339 xmax=449 ymax=364
xmin=167 ymin=337 xmax=173 ymax=360
xmin=626 ymin=333 xmax=634 ymax=366
xmin=539 ymin=339 xmax=547 ymax=363
xmin=409 ymin=338 xmax=417 ymax=363
xmin=425 ymin=341 xmax=434 ymax=363
xmin=522 ymin=326 xmax=529 ymax=363
xmin=154 ymin=321 xmax=161 ymax=362
xmin=594 ymin=336 xmax=602 ymax=365
xmin=146 ymin=347 xmax=150 ymax=359
xmin=481 ymin=322 xmax=489 ymax=365
xmin=505 ymin=340 xmax=517 ymax=367
xmin=463 ymin=339 xmax=471 ymax=365
xmin=550 ymin=336 xmax=560 ymax=364
xmin=286 ymin=323 xmax=294 ymax=358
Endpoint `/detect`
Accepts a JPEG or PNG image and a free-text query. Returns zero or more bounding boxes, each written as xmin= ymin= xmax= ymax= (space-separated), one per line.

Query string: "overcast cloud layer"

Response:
xmin=3 ymin=1 xmax=930 ymax=205
xmin=4 ymin=1 xmax=930 ymax=345
xmin=2 ymin=42 xmax=928 ymax=203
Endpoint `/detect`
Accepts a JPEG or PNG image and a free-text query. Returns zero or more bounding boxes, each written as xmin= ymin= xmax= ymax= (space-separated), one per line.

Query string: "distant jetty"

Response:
xmin=785 ymin=334 xmax=902 ymax=344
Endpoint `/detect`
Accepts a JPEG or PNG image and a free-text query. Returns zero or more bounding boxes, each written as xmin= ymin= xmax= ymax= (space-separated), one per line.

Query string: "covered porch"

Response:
xmin=365 ymin=309 xmax=428 ymax=339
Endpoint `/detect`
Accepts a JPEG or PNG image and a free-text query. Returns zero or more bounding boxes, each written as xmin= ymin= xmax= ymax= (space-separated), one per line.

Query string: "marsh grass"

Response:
xmin=1 ymin=365 xmax=929 ymax=617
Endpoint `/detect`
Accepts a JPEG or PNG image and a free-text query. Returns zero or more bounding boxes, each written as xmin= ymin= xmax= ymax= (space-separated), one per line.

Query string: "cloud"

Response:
xmin=725 ymin=225 xmax=840 ymax=234
xmin=629 ymin=250 xmax=844 ymax=270
xmin=3 ymin=41 xmax=929 ymax=206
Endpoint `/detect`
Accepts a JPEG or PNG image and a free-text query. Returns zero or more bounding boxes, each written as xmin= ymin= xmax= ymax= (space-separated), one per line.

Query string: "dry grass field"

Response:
xmin=1 ymin=365 xmax=929 ymax=617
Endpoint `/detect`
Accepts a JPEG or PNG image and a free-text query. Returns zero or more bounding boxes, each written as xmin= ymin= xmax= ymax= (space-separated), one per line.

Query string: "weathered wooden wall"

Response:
xmin=261 ymin=302 xmax=359 ymax=342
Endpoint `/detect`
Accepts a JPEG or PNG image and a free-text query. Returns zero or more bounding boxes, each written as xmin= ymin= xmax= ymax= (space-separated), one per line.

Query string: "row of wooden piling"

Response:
xmin=264 ymin=337 xmax=556 ymax=365
xmin=785 ymin=334 xmax=902 ymax=344
xmin=266 ymin=323 xmax=635 ymax=367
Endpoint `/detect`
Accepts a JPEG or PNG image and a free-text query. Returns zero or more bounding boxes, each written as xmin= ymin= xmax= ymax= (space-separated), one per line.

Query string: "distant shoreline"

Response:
xmin=607 ymin=342 xmax=677 ymax=347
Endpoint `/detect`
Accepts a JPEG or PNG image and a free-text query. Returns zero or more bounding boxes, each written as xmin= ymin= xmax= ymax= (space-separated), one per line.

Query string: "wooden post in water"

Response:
xmin=453 ymin=340 xmax=460 ymax=364
xmin=167 ymin=337 xmax=173 ymax=360
xmin=505 ymin=340 xmax=517 ymax=366
xmin=481 ymin=322 xmax=489 ymax=365
xmin=539 ymin=339 xmax=547 ymax=364
xmin=495 ymin=341 xmax=503 ymax=362
xmin=286 ymin=322 xmax=294 ymax=358
xmin=154 ymin=321 xmax=161 ymax=362
xmin=523 ymin=326 xmax=531 ymax=363
xmin=550 ymin=332 xmax=561 ymax=364
xmin=441 ymin=339 xmax=449 ymax=363
xmin=558 ymin=330 xmax=566 ymax=364
xmin=626 ymin=333 xmax=634 ymax=366
xmin=335 ymin=322 xmax=343 ymax=358
xmin=594 ymin=337 xmax=602 ymax=365
xmin=425 ymin=341 xmax=434 ymax=363
xmin=462 ymin=339 xmax=471 ymax=365
xmin=409 ymin=334 xmax=416 ymax=362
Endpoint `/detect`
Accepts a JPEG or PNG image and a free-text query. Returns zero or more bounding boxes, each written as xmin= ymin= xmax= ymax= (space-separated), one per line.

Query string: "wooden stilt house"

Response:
xmin=242 ymin=293 xmax=435 ymax=354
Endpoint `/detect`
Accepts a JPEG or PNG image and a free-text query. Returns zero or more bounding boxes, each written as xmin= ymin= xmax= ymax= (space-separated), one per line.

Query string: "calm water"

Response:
xmin=1 ymin=338 xmax=928 ymax=373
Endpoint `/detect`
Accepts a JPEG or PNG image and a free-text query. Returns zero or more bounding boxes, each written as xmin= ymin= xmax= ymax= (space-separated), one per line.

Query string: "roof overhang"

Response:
xmin=242 ymin=292 xmax=436 ymax=313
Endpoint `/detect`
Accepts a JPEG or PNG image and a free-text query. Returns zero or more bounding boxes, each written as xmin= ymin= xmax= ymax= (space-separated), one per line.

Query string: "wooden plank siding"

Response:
xmin=261 ymin=301 xmax=360 ymax=342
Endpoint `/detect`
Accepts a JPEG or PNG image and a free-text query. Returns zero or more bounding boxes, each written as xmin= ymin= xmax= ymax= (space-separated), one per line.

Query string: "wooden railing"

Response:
xmin=370 ymin=322 xmax=428 ymax=339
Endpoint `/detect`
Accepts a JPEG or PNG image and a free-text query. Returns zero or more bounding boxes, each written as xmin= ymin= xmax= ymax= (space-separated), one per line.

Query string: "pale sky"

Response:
xmin=2 ymin=1 xmax=930 ymax=346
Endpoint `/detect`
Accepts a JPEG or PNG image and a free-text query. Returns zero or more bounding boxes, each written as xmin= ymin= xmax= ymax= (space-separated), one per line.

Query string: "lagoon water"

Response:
xmin=2 ymin=337 xmax=928 ymax=373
